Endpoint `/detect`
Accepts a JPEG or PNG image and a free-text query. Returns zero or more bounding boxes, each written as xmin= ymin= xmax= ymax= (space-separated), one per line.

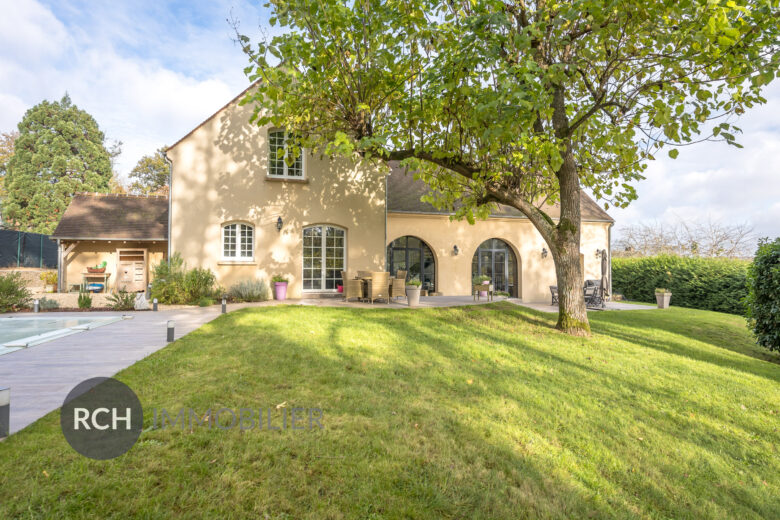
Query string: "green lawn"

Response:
xmin=1 ymin=304 xmax=779 ymax=519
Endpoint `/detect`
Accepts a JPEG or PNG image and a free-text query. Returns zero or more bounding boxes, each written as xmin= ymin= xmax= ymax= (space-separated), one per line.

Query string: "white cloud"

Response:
xmin=0 ymin=0 xmax=261 ymax=177
xmin=608 ymin=81 xmax=780 ymax=243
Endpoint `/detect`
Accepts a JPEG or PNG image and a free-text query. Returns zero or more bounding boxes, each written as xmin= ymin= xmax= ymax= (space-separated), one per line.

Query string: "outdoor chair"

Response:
xmin=390 ymin=270 xmax=407 ymax=300
xmin=583 ymin=284 xmax=603 ymax=308
xmin=550 ymin=285 xmax=558 ymax=305
xmin=365 ymin=271 xmax=390 ymax=303
xmin=341 ymin=271 xmax=363 ymax=302
xmin=473 ymin=283 xmax=494 ymax=302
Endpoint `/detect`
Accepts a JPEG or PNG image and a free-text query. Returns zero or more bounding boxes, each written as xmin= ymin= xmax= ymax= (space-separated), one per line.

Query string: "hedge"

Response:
xmin=612 ymin=255 xmax=749 ymax=315
xmin=745 ymin=238 xmax=780 ymax=351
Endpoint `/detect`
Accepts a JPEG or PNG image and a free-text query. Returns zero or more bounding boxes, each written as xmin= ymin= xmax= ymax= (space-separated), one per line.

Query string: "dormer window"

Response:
xmin=268 ymin=130 xmax=304 ymax=179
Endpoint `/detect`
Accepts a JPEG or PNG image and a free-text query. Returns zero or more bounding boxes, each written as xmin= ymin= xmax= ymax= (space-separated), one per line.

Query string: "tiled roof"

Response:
xmin=387 ymin=163 xmax=614 ymax=222
xmin=52 ymin=193 xmax=169 ymax=240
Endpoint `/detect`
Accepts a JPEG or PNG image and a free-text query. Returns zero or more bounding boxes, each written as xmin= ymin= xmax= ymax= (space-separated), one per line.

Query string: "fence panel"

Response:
xmin=0 ymin=229 xmax=58 ymax=269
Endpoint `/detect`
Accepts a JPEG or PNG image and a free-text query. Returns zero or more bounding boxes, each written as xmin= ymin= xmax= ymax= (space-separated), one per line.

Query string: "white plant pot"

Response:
xmin=656 ymin=292 xmax=672 ymax=309
xmin=406 ymin=286 xmax=421 ymax=307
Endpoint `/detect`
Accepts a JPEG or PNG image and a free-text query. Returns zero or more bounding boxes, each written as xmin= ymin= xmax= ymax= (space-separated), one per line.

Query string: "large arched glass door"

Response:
xmin=472 ymin=239 xmax=518 ymax=296
xmin=386 ymin=236 xmax=435 ymax=291
xmin=303 ymin=225 xmax=345 ymax=291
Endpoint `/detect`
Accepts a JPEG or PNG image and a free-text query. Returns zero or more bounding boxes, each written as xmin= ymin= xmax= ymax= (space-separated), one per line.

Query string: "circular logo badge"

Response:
xmin=60 ymin=377 xmax=143 ymax=460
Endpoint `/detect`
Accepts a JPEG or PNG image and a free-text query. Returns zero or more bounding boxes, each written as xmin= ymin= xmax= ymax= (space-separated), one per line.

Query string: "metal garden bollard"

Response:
xmin=0 ymin=387 xmax=9 ymax=438
xmin=33 ymin=299 xmax=40 ymax=313
xmin=221 ymin=297 xmax=227 ymax=314
xmin=153 ymin=298 xmax=158 ymax=312
xmin=167 ymin=320 xmax=175 ymax=342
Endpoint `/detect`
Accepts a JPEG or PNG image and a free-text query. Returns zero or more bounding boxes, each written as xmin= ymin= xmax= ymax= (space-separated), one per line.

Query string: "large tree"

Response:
xmin=239 ymin=0 xmax=779 ymax=335
xmin=0 ymin=131 xmax=18 ymax=203
xmin=128 ymin=147 xmax=170 ymax=195
xmin=2 ymin=94 xmax=113 ymax=233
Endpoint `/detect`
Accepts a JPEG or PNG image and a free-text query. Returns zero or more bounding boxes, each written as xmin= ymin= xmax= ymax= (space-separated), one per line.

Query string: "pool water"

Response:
xmin=0 ymin=316 xmax=126 ymax=355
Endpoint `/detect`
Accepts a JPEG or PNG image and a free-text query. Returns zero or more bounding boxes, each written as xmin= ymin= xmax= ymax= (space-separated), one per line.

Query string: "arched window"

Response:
xmin=222 ymin=223 xmax=254 ymax=260
xmin=268 ymin=129 xmax=304 ymax=178
xmin=303 ymin=225 xmax=345 ymax=291
xmin=386 ymin=236 xmax=435 ymax=291
xmin=472 ymin=239 xmax=518 ymax=296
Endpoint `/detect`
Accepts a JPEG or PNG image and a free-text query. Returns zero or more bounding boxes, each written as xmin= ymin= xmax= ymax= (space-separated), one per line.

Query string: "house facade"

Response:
xmin=164 ymin=89 xmax=614 ymax=302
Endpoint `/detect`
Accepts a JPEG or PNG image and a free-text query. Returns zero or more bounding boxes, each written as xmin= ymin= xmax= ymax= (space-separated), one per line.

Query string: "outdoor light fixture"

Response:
xmin=167 ymin=320 xmax=175 ymax=343
xmin=453 ymin=245 xmax=459 ymax=256
xmin=595 ymin=249 xmax=602 ymax=258
xmin=276 ymin=216 xmax=283 ymax=232
xmin=541 ymin=247 xmax=548 ymax=258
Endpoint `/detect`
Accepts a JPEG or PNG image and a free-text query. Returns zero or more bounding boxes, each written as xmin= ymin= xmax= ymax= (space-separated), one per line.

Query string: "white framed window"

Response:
xmin=303 ymin=225 xmax=345 ymax=291
xmin=222 ymin=223 xmax=254 ymax=260
xmin=268 ymin=129 xmax=304 ymax=178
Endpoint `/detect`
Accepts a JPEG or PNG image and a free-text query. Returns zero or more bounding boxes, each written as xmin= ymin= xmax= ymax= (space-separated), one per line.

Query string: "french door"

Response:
xmin=303 ymin=225 xmax=345 ymax=291
xmin=471 ymin=239 xmax=517 ymax=296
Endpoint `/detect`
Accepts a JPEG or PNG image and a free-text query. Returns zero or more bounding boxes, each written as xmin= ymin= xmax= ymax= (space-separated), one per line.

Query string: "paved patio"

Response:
xmin=0 ymin=296 xmax=655 ymax=436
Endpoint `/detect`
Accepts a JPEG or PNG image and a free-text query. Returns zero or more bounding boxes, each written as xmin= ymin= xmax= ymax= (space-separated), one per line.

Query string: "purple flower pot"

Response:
xmin=480 ymin=280 xmax=489 ymax=297
xmin=274 ymin=282 xmax=288 ymax=301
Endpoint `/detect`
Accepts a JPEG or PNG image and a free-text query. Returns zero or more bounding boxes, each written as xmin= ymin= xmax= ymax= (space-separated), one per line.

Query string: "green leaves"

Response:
xmin=2 ymin=95 xmax=113 ymax=233
xmin=237 ymin=0 xmax=779 ymax=224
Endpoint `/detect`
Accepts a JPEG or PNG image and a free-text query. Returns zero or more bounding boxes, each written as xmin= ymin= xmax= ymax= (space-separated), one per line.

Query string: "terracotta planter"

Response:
xmin=274 ymin=282 xmax=288 ymax=301
xmin=656 ymin=292 xmax=672 ymax=309
xmin=406 ymin=286 xmax=421 ymax=307
xmin=87 ymin=267 xmax=106 ymax=273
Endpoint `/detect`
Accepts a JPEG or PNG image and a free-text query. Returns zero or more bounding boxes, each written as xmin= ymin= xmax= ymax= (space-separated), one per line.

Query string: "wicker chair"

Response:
xmin=390 ymin=270 xmax=407 ymax=300
xmin=365 ymin=271 xmax=390 ymax=303
xmin=341 ymin=271 xmax=363 ymax=302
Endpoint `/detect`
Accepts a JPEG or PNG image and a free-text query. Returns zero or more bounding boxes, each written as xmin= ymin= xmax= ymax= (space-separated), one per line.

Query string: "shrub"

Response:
xmin=473 ymin=275 xmax=491 ymax=283
xmin=39 ymin=297 xmax=59 ymax=310
xmin=228 ymin=279 xmax=270 ymax=302
xmin=39 ymin=271 xmax=57 ymax=286
xmin=107 ymin=290 xmax=136 ymax=311
xmin=77 ymin=289 xmax=92 ymax=310
xmin=406 ymin=279 xmax=422 ymax=287
xmin=150 ymin=253 xmax=216 ymax=305
xmin=183 ymin=268 xmax=216 ymax=302
xmin=271 ymin=274 xmax=289 ymax=283
xmin=612 ymin=255 xmax=749 ymax=315
xmin=0 ymin=272 xmax=32 ymax=312
xmin=745 ymin=237 xmax=780 ymax=351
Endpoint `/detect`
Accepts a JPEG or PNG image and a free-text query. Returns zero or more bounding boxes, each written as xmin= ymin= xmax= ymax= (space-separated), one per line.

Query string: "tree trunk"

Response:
xmin=550 ymin=142 xmax=590 ymax=336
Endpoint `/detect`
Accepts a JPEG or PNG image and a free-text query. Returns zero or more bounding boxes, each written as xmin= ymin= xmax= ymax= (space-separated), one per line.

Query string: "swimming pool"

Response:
xmin=0 ymin=316 xmax=127 ymax=356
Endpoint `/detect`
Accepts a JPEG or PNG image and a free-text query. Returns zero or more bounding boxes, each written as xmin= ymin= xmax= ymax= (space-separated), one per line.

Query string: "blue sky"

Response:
xmin=1 ymin=0 xmax=778 ymax=241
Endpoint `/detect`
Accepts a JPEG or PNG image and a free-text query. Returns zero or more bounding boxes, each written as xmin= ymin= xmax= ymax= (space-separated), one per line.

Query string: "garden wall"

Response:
xmin=612 ymin=255 xmax=749 ymax=315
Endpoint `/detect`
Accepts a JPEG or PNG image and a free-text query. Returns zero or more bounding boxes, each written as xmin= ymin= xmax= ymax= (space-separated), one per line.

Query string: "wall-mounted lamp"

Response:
xmin=453 ymin=245 xmax=459 ymax=256
xmin=276 ymin=216 xmax=283 ymax=232
xmin=595 ymin=249 xmax=602 ymax=258
xmin=541 ymin=247 xmax=548 ymax=258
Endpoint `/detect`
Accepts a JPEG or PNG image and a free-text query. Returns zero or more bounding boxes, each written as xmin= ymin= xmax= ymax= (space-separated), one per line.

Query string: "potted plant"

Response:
xmin=474 ymin=275 xmax=491 ymax=297
xmin=39 ymin=271 xmax=57 ymax=293
xmin=655 ymin=288 xmax=672 ymax=309
xmin=406 ymin=279 xmax=422 ymax=307
xmin=272 ymin=275 xmax=289 ymax=301
xmin=87 ymin=260 xmax=107 ymax=273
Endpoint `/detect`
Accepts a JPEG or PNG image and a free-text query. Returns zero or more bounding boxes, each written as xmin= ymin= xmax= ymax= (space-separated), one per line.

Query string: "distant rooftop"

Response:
xmin=387 ymin=163 xmax=614 ymax=222
xmin=52 ymin=193 xmax=168 ymax=240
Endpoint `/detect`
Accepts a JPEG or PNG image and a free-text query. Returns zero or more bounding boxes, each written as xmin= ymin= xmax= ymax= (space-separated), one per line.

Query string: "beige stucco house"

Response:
xmin=53 ymin=86 xmax=613 ymax=302
xmin=162 ymin=88 xmax=614 ymax=302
